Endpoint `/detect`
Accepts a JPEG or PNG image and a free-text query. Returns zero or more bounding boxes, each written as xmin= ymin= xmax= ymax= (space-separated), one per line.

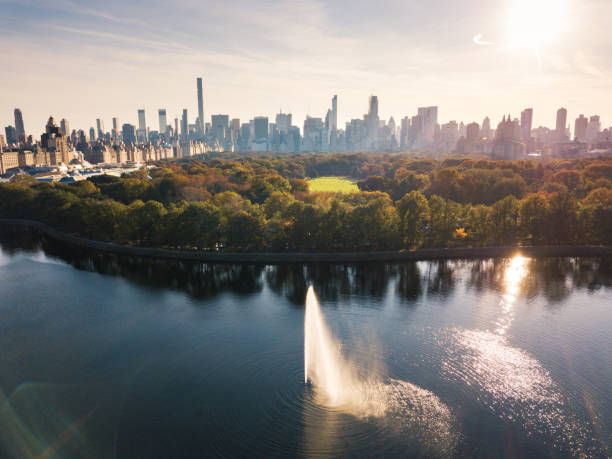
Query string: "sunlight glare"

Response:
xmin=507 ymin=0 xmax=570 ymax=50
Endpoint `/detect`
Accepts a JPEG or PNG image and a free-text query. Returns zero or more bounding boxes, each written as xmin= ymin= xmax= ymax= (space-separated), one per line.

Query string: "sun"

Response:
xmin=507 ymin=0 xmax=570 ymax=50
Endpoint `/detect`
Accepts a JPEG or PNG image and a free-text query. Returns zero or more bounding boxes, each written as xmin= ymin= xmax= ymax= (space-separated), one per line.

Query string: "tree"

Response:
xmin=489 ymin=196 xmax=519 ymax=244
xmin=519 ymin=193 xmax=549 ymax=242
xmin=427 ymin=195 xmax=460 ymax=247
xmin=397 ymin=191 xmax=429 ymax=248
xmin=222 ymin=210 xmax=265 ymax=249
xmin=466 ymin=205 xmax=492 ymax=246
xmin=543 ymin=192 xmax=578 ymax=244
xmin=172 ymin=202 xmax=221 ymax=249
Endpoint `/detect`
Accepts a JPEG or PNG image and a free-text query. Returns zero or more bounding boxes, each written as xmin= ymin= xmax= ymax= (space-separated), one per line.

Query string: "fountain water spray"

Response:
xmin=302 ymin=286 xmax=457 ymax=454
xmin=304 ymin=286 xmax=349 ymax=403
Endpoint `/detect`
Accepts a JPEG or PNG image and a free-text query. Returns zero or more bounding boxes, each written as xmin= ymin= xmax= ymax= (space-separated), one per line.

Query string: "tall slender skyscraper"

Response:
xmin=112 ymin=118 xmax=119 ymax=141
xmin=158 ymin=109 xmax=168 ymax=136
xmin=181 ymin=110 xmax=189 ymax=140
xmin=367 ymin=95 xmax=379 ymax=148
xmin=14 ymin=109 xmax=25 ymax=144
xmin=137 ymin=109 xmax=147 ymax=142
xmin=181 ymin=109 xmax=190 ymax=157
xmin=331 ymin=95 xmax=338 ymax=131
xmin=520 ymin=108 xmax=533 ymax=140
xmin=197 ymin=77 xmax=205 ymax=136
xmin=96 ymin=118 xmax=104 ymax=139
xmin=60 ymin=119 xmax=69 ymax=136
xmin=138 ymin=109 xmax=146 ymax=131
xmin=556 ymin=107 xmax=568 ymax=141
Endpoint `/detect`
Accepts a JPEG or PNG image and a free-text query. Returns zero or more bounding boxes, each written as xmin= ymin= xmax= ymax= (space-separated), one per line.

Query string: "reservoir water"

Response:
xmin=0 ymin=232 xmax=610 ymax=458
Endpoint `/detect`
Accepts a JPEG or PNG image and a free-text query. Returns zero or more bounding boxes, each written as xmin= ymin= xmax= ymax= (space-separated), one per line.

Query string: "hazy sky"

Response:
xmin=1 ymin=0 xmax=611 ymax=135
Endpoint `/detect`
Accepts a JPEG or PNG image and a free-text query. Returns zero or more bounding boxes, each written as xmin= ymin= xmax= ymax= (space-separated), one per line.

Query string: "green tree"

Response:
xmin=397 ymin=191 xmax=429 ymax=248
xmin=519 ymin=194 xmax=549 ymax=242
xmin=173 ymin=202 xmax=221 ymax=249
xmin=427 ymin=195 xmax=461 ymax=246
xmin=489 ymin=196 xmax=519 ymax=244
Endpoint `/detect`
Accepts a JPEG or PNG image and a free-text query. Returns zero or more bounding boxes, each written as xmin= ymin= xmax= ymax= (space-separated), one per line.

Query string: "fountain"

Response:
xmin=303 ymin=284 xmax=457 ymax=456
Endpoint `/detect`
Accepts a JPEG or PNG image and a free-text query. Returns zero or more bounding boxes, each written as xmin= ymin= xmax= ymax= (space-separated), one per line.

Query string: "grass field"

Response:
xmin=307 ymin=176 xmax=359 ymax=193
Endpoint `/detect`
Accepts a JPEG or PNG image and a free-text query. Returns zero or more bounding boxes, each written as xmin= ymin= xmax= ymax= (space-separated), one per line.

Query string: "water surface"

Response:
xmin=0 ymin=232 xmax=610 ymax=458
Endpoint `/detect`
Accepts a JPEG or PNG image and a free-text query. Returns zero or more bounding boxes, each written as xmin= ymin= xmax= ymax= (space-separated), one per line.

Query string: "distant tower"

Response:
xmin=367 ymin=95 xmax=379 ymax=148
xmin=60 ymin=118 xmax=69 ymax=136
xmin=331 ymin=95 xmax=338 ymax=131
xmin=482 ymin=117 xmax=492 ymax=138
xmin=181 ymin=109 xmax=190 ymax=157
xmin=14 ymin=108 xmax=25 ymax=144
xmin=158 ymin=109 xmax=168 ymax=136
xmin=180 ymin=109 xmax=189 ymax=140
xmin=112 ymin=117 xmax=119 ymax=141
xmin=368 ymin=95 xmax=378 ymax=120
xmin=96 ymin=118 xmax=105 ymax=139
xmin=137 ymin=109 xmax=147 ymax=142
xmin=556 ymin=108 xmax=568 ymax=142
xmin=586 ymin=115 xmax=601 ymax=144
xmin=197 ymin=77 xmax=205 ymax=136
xmin=520 ymin=108 xmax=533 ymax=140
xmin=574 ymin=115 xmax=588 ymax=142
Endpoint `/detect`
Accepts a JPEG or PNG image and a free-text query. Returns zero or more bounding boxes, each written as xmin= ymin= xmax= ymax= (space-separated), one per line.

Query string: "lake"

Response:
xmin=0 ymin=231 xmax=610 ymax=458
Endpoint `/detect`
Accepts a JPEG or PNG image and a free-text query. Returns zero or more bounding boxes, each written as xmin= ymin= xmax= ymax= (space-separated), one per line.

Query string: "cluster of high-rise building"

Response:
xmin=2 ymin=76 xmax=611 ymax=174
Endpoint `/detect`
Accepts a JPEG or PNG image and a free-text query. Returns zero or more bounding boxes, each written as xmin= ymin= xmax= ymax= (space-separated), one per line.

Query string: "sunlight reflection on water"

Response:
xmin=442 ymin=256 xmax=602 ymax=456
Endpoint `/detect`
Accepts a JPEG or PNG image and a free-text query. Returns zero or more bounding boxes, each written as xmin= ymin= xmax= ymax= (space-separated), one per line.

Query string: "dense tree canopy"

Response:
xmin=1 ymin=153 xmax=611 ymax=251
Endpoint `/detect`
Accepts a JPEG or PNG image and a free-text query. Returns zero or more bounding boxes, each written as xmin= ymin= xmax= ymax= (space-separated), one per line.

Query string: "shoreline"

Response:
xmin=2 ymin=218 xmax=612 ymax=264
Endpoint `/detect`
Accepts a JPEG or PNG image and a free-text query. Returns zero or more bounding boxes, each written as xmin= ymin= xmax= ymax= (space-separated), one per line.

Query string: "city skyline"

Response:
xmin=1 ymin=0 xmax=611 ymax=131
xmin=2 ymin=87 xmax=609 ymax=144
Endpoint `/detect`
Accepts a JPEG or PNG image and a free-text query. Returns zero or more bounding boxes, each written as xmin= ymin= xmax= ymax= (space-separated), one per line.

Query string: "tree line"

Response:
xmin=0 ymin=153 xmax=611 ymax=251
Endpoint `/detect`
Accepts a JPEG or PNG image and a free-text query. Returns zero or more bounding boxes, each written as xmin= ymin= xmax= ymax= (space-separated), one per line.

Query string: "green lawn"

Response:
xmin=307 ymin=176 xmax=359 ymax=193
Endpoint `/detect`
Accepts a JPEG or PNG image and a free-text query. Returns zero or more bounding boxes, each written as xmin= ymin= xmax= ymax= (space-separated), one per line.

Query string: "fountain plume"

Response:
xmin=303 ymin=284 xmax=457 ymax=452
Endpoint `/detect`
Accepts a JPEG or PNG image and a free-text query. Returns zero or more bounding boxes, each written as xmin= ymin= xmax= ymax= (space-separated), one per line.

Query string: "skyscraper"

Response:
xmin=520 ymin=108 xmax=533 ymax=140
xmin=112 ymin=118 xmax=119 ymax=141
xmin=556 ymin=107 xmax=568 ymax=141
xmin=60 ymin=119 xmax=69 ymax=136
xmin=14 ymin=109 xmax=25 ymax=144
xmin=482 ymin=117 xmax=492 ymax=139
xmin=366 ymin=95 xmax=379 ymax=148
xmin=136 ymin=109 xmax=147 ymax=142
xmin=211 ymin=114 xmax=229 ymax=144
xmin=275 ymin=113 xmax=292 ymax=133
xmin=122 ymin=124 xmax=136 ymax=144
xmin=4 ymin=126 xmax=16 ymax=145
xmin=415 ymin=106 xmax=438 ymax=148
xmin=331 ymin=95 xmax=338 ymax=131
xmin=138 ymin=109 xmax=146 ymax=132
xmin=197 ymin=77 xmax=205 ymax=136
xmin=466 ymin=122 xmax=480 ymax=144
xmin=96 ymin=118 xmax=104 ymax=139
xmin=181 ymin=109 xmax=190 ymax=157
xmin=158 ymin=109 xmax=168 ymax=136
xmin=181 ymin=110 xmax=189 ymax=140
xmin=574 ymin=115 xmax=588 ymax=142
xmin=586 ymin=115 xmax=601 ymax=144
xmin=254 ymin=117 xmax=269 ymax=140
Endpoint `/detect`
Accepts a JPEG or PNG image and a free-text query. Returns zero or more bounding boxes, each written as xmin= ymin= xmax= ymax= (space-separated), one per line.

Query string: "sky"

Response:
xmin=1 ymin=0 xmax=611 ymax=135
